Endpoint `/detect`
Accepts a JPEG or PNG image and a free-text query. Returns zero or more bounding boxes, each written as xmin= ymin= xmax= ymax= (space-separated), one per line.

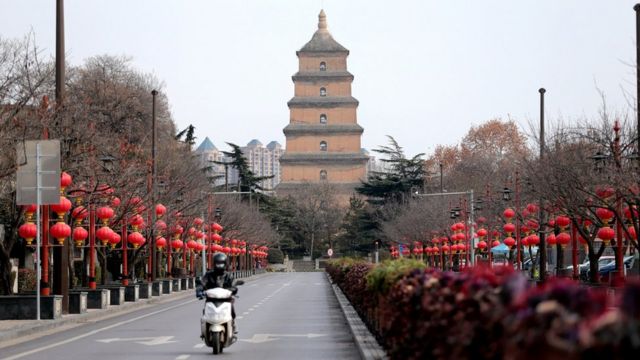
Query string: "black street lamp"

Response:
xmin=501 ymin=187 xmax=513 ymax=202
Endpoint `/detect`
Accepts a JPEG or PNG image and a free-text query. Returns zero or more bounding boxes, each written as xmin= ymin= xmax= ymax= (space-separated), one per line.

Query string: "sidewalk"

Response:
xmin=0 ymin=272 xmax=270 ymax=347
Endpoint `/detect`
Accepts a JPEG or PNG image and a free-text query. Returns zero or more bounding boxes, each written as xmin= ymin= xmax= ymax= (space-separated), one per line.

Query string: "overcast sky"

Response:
xmin=1 ymin=1 xmax=637 ymax=156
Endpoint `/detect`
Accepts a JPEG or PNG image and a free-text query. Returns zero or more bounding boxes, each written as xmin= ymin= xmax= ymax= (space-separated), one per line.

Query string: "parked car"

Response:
xmin=594 ymin=255 xmax=637 ymax=281
xmin=565 ymin=256 xmax=615 ymax=280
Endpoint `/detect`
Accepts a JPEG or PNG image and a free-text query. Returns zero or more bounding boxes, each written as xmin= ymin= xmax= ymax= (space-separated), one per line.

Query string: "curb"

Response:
xmin=0 ymin=272 xmax=268 ymax=346
xmin=326 ymin=273 xmax=387 ymax=360
xmin=0 ymin=288 xmax=193 ymax=345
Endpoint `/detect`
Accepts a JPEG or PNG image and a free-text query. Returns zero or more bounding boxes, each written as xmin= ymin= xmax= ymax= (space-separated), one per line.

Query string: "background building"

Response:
xmin=195 ymin=137 xmax=284 ymax=190
xmin=277 ymin=10 xmax=368 ymax=200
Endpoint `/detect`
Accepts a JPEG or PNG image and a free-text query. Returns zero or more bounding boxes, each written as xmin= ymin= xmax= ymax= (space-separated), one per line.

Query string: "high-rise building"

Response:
xmin=241 ymin=139 xmax=284 ymax=190
xmin=277 ymin=10 xmax=368 ymax=200
xmin=195 ymin=137 xmax=284 ymax=190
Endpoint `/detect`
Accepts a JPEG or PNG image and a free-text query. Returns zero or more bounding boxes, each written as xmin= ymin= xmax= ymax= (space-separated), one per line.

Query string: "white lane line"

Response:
xmin=2 ymin=298 xmax=197 ymax=360
xmin=237 ymin=316 xmax=244 ymax=319
xmin=243 ymin=312 xmax=249 ymax=315
xmin=193 ymin=343 xmax=205 ymax=348
xmin=176 ymin=355 xmax=190 ymax=360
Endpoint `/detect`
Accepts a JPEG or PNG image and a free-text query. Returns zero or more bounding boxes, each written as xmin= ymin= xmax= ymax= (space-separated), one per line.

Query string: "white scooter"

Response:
xmin=199 ymin=280 xmax=243 ymax=354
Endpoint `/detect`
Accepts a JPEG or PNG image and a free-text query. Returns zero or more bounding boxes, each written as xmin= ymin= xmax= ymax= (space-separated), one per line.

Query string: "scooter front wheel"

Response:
xmin=211 ymin=331 xmax=223 ymax=355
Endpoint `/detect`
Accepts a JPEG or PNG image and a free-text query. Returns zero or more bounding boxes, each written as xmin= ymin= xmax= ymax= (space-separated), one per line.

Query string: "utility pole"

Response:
xmin=53 ymin=0 xmax=70 ymax=314
xmin=150 ymin=90 xmax=158 ymax=281
xmin=539 ymin=88 xmax=547 ymax=282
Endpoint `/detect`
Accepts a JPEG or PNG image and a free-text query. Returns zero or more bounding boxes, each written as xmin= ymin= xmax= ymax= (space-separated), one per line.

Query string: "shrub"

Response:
xmin=366 ymin=258 xmax=426 ymax=294
xmin=327 ymin=258 xmax=639 ymax=360
xmin=267 ymin=248 xmax=284 ymax=264
xmin=17 ymin=268 xmax=36 ymax=293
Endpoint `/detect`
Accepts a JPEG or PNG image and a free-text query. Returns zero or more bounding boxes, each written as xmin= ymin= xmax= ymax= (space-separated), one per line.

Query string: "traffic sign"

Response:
xmin=16 ymin=140 xmax=60 ymax=205
xmin=327 ymin=248 xmax=333 ymax=257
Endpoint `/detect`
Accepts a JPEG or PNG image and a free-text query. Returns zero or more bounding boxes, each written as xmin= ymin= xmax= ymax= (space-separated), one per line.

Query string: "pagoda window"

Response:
xmin=320 ymin=114 xmax=327 ymax=124
xmin=320 ymin=87 xmax=327 ymax=97
xmin=320 ymin=62 xmax=327 ymax=71
xmin=320 ymin=141 xmax=327 ymax=152
xmin=320 ymin=170 xmax=328 ymax=180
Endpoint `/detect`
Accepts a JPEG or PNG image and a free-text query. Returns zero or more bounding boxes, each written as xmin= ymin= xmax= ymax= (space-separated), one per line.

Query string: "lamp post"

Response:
xmin=150 ymin=89 xmax=158 ymax=281
xmin=538 ymin=88 xmax=548 ymax=282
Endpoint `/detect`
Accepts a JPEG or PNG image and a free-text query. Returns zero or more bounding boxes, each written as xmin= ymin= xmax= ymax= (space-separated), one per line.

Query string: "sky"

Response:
xmin=0 ymin=1 xmax=638 ymax=157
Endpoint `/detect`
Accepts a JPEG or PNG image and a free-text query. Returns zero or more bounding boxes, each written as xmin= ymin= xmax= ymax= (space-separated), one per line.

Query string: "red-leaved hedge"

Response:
xmin=327 ymin=259 xmax=640 ymax=360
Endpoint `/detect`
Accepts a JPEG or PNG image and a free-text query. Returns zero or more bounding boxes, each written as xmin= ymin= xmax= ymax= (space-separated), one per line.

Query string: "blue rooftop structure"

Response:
xmin=195 ymin=137 xmax=217 ymax=153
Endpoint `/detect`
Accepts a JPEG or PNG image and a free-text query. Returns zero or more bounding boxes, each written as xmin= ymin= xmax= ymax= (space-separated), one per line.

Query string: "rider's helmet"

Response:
xmin=212 ymin=253 xmax=227 ymax=275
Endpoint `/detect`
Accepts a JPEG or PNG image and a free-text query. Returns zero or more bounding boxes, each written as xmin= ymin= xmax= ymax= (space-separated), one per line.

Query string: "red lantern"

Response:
xmin=556 ymin=232 xmax=571 ymax=247
xmin=171 ymin=239 xmax=184 ymax=250
xmin=504 ymin=237 xmax=516 ymax=248
xmin=528 ymin=234 xmax=540 ymax=246
xmin=96 ymin=206 xmax=114 ymax=225
xmin=71 ymin=206 xmax=89 ymax=225
xmin=627 ymin=226 xmax=637 ymax=240
xmin=193 ymin=217 xmax=204 ymax=227
xmin=23 ymin=204 xmax=37 ymax=216
xmin=555 ymin=216 xmax=571 ymax=229
xmin=526 ymin=203 xmax=538 ymax=213
xmin=595 ymin=186 xmax=615 ymax=199
xmin=51 ymin=196 xmax=72 ymax=218
xmin=211 ymin=233 xmax=222 ymax=243
xmin=128 ymin=232 xmax=145 ymax=248
xmin=597 ymin=226 xmax=615 ymax=244
xmin=72 ymin=226 xmax=88 ymax=247
xmin=503 ymin=223 xmax=516 ymax=234
xmin=503 ymin=208 xmax=515 ymax=220
xmin=187 ymin=240 xmax=198 ymax=250
xmin=109 ymin=232 xmax=121 ymax=248
xmin=212 ymin=223 xmax=223 ymax=232
xmin=477 ymin=228 xmax=488 ymax=238
xmin=522 ymin=236 xmax=530 ymax=247
xmin=527 ymin=219 xmax=539 ymax=230
xmin=155 ymin=220 xmax=167 ymax=232
xmin=223 ymin=246 xmax=231 ymax=254
xmin=111 ymin=197 xmax=121 ymax=207
xmin=491 ymin=240 xmax=501 ymax=248
xmin=547 ymin=233 xmax=557 ymax=246
xmin=96 ymin=226 xmax=113 ymax=246
xmin=477 ymin=240 xmax=487 ymax=250
xmin=18 ymin=222 xmax=37 ymax=245
xmin=155 ymin=204 xmax=167 ymax=218
xmin=596 ymin=208 xmax=614 ymax=224
xmin=129 ymin=214 xmax=145 ymax=229
xmin=156 ymin=237 xmax=167 ymax=249
xmin=60 ymin=171 xmax=72 ymax=190
xmin=49 ymin=222 xmax=71 ymax=245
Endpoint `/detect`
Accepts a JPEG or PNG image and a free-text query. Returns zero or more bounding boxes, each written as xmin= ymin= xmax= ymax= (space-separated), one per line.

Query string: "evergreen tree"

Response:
xmin=217 ymin=142 xmax=273 ymax=192
xmin=357 ymin=136 xmax=426 ymax=204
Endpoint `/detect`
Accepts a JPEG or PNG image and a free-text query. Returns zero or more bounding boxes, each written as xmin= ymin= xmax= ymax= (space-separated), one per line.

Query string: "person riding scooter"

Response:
xmin=196 ymin=253 xmax=238 ymax=336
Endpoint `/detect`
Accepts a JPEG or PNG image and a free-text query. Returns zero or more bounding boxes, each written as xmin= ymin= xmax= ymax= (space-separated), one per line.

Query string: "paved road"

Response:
xmin=0 ymin=272 xmax=359 ymax=360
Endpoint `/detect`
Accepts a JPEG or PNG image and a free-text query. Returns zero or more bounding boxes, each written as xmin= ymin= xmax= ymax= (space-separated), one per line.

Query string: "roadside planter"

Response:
xmin=99 ymin=286 xmax=125 ymax=306
xmin=162 ymin=279 xmax=173 ymax=294
xmin=172 ymin=279 xmax=181 ymax=291
xmin=152 ymin=281 xmax=164 ymax=296
xmin=138 ymin=282 xmax=153 ymax=299
xmin=124 ymin=284 xmax=139 ymax=302
xmin=180 ymin=278 xmax=187 ymax=290
xmin=68 ymin=291 xmax=88 ymax=314
xmin=85 ymin=289 xmax=110 ymax=309
xmin=0 ymin=295 xmax=62 ymax=320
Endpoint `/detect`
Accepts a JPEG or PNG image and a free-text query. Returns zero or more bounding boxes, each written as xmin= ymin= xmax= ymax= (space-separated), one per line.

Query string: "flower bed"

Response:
xmin=327 ymin=259 xmax=640 ymax=360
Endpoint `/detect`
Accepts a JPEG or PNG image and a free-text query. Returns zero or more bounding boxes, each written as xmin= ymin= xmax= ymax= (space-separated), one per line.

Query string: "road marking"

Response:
xmin=237 ymin=316 xmax=244 ymax=319
xmin=193 ymin=343 xmax=205 ymax=348
xmin=176 ymin=355 xmax=190 ymax=360
xmin=240 ymin=333 xmax=327 ymax=344
xmin=242 ymin=312 xmax=249 ymax=315
xmin=2 ymin=298 xmax=197 ymax=360
xmin=96 ymin=336 xmax=176 ymax=346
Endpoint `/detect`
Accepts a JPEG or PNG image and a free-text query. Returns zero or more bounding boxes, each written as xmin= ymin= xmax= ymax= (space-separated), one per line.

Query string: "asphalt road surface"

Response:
xmin=0 ymin=272 xmax=360 ymax=360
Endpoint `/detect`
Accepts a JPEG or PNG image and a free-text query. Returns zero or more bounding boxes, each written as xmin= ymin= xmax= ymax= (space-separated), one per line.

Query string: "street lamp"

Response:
xmin=501 ymin=187 xmax=513 ymax=202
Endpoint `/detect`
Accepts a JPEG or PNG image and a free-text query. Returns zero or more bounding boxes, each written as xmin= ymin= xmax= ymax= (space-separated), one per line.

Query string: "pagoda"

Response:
xmin=277 ymin=10 xmax=368 ymax=199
